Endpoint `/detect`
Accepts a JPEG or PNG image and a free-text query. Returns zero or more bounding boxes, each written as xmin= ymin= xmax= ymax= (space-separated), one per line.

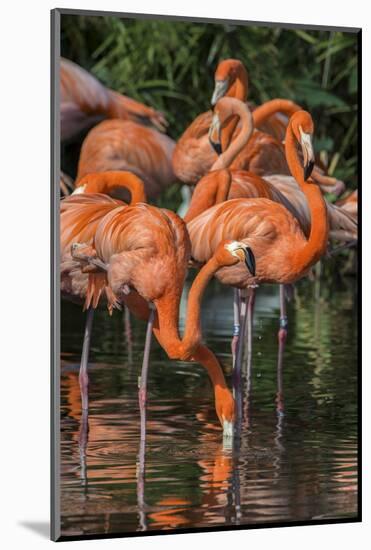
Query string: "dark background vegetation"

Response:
xmin=61 ymin=14 xmax=358 ymax=203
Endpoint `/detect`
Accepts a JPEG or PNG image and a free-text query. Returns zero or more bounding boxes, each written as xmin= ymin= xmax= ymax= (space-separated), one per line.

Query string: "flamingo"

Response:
xmin=69 ymin=197 xmax=256 ymax=435
xmin=186 ymin=110 xmax=329 ymax=387
xmin=172 ymin=59 xmax=299 ymax=185
xmin=245 ymin=99 xmax=345 ymax=194
xmin=75 ymin=118 xmax=176 ymax=200
xmin=61 ymin=57 xmax=167 ymax=142
xmin=61 ymin=171 xmax=147 ymax=409
xmin=208 ymin=96 xmax=344 ymax=192
xmin=172 ymin=59 xmax=248 ymax=185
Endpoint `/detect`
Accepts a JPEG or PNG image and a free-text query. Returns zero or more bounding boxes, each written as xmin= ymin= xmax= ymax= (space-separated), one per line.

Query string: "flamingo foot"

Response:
xmin=79 ymin=307 xmax=94 ymax=411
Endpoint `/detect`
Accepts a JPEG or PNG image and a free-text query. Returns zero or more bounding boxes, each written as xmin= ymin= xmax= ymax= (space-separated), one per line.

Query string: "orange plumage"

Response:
xmin=61 ymin=172 xmax=145 ymax=307
xmin=172 ymin=59 xmax=303 ymax=184
xmin=184 ymin=98 xmax=356 ymax=243
xmin=76 ymin=119 xmax=176 ymax=199
xmin=90 ymin=205 xmax=249 ymax=427
xmin=187 ymin=111 xmax=329 ymax=289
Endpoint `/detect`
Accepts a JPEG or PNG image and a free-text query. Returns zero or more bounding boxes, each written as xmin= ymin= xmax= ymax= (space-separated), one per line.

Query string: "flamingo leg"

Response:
xmin=138 ymin=306 xmax=155 ymax=442
xmin=276 ymin=285 xmax=287 ymax=419
xmin=78 ymin=408 xmax=89 ymax=487
xmin=124 ymin=306 xmax=133 ymax=364
xmin=79 ymin=307 xmax=94 ymax=411
xmin=245 ymin=288 xmax=256 ymax=368
xmin=231 ymin=289 xmax=241 ymax=367
xmin=234 ymin=290 xmax=247 ymax=386
xmin=278 ymin=284 xmax=288 ymax=345
xmin=137 ymin=306 xmax=155 ymax=532
xmin=276 ymin=332 xmax=285 ymax=418
xmin=233 ymin=291 xmax=247 ymax=425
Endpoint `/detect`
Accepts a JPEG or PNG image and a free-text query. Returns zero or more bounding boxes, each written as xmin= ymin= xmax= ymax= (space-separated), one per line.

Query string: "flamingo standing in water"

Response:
xmin=66 ymin=192 xmax=256 ymax=434
xmin=61 ymin=171 xmax=147 ymax=407
xmin=61 ymin=57 xmax=167 ymax=143
xmin=187 ymin=111 xmax=329 ymax=385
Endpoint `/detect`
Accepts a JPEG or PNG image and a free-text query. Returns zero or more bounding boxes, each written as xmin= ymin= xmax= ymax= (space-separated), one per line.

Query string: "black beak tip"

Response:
xmin=210 ymin=140 xmax=222 ymax=156
xmin=244 ymin=247 xmax=256 ymax=277
xmin=304 ymin=160 xmax=315 ymax=181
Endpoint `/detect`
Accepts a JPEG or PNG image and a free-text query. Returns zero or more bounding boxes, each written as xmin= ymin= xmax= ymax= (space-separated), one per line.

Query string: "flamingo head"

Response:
xmin=215 ymin=387 xmax=235 ymax=437
xmin=211 ymin=59 xmax=248 ymax=105
xmin=214 ymin=240 xmax=256 ymax=276
xmin=209 ymin=111 xmax=223 ymax=155
xmin=291 ymin=111 xmax=315 ymax=181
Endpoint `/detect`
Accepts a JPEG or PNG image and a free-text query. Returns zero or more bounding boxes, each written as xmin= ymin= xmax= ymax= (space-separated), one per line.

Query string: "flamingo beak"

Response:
xmin=299 ymin=127 xmax=315 ymax=181
xmin=211 ymin=79 xmax=229 ymax=106
xmin=209 ymin=113 xmax=222 ymax=155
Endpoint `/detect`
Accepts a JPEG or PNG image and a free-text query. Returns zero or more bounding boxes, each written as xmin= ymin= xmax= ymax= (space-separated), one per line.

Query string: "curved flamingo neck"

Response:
xmin=218 ymin=73 xmax=249 ymax=150
xmin=252 ymin=99 xmax=302 ymax=127
xmin=212 ymin=102 xmax=254 ymax=170
xmin=154 ymin=256 xmax=225 ymax=367
xmin=285 ymin=124 xmax=329 ymax=270
xmin=76 ymin=171 xmax=147 ymax=204
xmin=121 ymin=290 xmax=230 ymax=406
xmin=184 ymin=170 xmax=232 ymax=223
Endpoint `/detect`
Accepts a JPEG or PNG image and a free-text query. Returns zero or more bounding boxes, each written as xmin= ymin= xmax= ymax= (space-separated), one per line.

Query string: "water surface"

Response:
xmin=60 ymin=275 xmax=358 ymax=537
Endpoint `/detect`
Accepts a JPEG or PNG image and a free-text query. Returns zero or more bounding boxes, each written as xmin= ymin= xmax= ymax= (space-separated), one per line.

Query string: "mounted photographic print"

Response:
xmin=51 ymin=8 xmax=361 ymax=542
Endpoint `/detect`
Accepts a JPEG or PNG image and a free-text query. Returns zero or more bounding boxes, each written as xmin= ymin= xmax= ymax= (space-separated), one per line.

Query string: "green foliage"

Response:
xmin=61 ymin=14 xmax=358 ymax=195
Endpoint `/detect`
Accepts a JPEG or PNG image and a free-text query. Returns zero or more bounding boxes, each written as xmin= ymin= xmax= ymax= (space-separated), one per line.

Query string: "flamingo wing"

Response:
xmin=335 ymin=189 xmax=358 ymax=220
xmin=266 ymin=174 xmax=357 ymax=242
xmin=230 ymin=130 xmax=288 ymax=175
xmin=172 ymin=111 xmax=217 ymax=184
xmin=60 ymin=194 xmax=123 ymax=301
xmin=327 ymin=203 xmax=358 ymax=242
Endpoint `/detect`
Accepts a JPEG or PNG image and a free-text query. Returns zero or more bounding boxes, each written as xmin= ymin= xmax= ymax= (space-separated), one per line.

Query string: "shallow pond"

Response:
xmin=59 ymin=273 xmax=358 ymax=537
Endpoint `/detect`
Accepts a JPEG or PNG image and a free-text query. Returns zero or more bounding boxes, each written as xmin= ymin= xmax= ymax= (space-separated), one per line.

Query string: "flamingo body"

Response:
xmin=61 ymin=193 xmax=123 ymax=304
xmin=188 ymin=198 xmax=309 ymax=287
xmin=172 ymin=58 xmax=302 ymax=184
xmin=76 ymin=119 xmax=176 ymax=199
xmin=186 ymin=170 xmax=357 ymax=247
xmin=61 ymin=171 xmax=146 ymax=305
